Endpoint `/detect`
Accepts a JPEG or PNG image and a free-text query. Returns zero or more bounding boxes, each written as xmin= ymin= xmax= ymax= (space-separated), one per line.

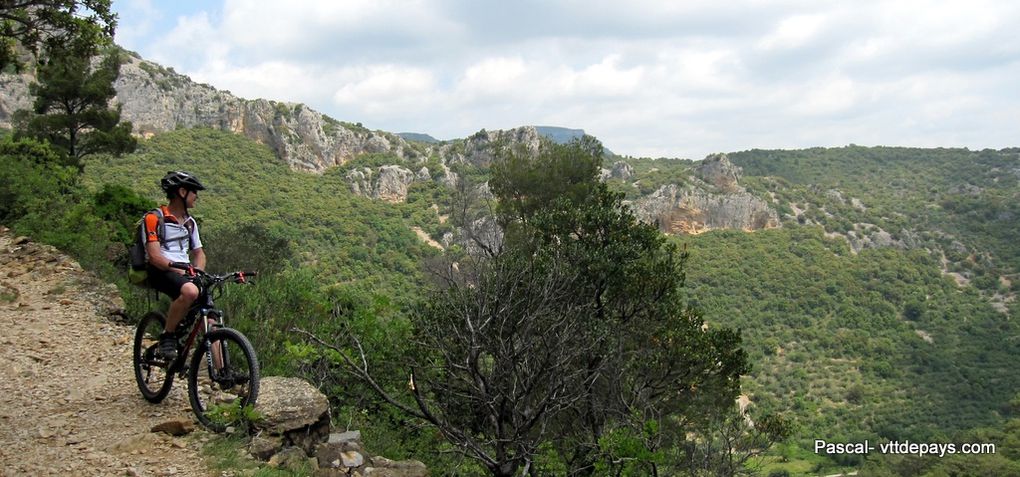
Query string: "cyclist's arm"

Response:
xmin=191 ymin=247 xmax=206 ymax=271
xmin=144 ymin=212 xmax=176 ymax=272
xmin=146 ymin=241 xmax=176 ymax=272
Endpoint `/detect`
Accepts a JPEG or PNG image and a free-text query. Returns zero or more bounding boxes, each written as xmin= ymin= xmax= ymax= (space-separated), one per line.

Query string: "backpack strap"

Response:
xmin=182 ymin=216 xmax=196 ymax=251
xmin=156 ymin=208 xmax=167 ymax=246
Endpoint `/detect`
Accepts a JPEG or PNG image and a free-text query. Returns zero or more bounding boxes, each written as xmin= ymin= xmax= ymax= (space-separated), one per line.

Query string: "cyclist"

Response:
xmin=146 ymin=171 xmax=207 ymax=360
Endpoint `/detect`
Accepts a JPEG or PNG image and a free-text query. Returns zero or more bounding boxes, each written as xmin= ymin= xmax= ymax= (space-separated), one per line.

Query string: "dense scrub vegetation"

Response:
xmin=731 ymin=146 xmax=1020 ymax=291
xmin=5 ymin=124 xmax=1019 ymax=475
xmin=83 ymin=127 xmax=444 ymax=299
xmin=680 ymin=227 xmax=1020 ymax=469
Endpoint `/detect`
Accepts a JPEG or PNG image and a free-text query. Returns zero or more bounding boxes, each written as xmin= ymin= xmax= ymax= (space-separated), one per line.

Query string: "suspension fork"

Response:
xmin=204 ymin=311 xmax=225 ymax=371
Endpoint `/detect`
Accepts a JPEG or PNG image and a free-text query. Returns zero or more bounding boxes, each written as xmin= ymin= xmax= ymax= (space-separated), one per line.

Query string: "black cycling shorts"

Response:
xmin=147 ymin=266 xmax=193 ymax=300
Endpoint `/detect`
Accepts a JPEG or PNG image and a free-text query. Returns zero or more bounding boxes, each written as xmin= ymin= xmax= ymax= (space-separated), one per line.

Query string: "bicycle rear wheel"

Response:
xmin=187 ymin=328 xmax=260 ymax=431
xmin=133 ymin=311 xmax=175 ymax=403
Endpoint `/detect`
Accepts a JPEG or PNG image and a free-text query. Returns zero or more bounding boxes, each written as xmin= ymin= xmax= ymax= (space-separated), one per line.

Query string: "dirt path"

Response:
xmin=0 ymin=229 xmax=212 ymax=476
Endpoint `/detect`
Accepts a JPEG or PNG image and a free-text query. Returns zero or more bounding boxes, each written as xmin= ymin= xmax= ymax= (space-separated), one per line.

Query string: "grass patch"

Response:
xmin=199 ymin=433 xmax=314 ymax=476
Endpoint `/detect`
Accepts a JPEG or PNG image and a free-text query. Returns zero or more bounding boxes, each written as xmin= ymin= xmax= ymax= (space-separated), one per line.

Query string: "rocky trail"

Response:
xmin=0 ymin=228 xmax=212 ymax=476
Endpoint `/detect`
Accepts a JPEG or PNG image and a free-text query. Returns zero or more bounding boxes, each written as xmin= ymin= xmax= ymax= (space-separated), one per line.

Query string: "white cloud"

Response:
xmin=113 ymin=0 xmax=162 ymax=48
xmin=191 ymin=61 xmax=314 ymax=102
xmin=114 ymin=0 xmax=1020 ymax=159
xmin=149 ymin=12 xmax=229 ymax=72
xmin=456 ymin=57 xmax=529 ymax=100
xmin=757 ymin=14 xmax=828 ymax=51
xmin=567 ymin=55 xmax=644 ymax=97
xmin=791 ymin=76 xmax=861 ymax=116
xmin=333 ymin=65 xmax=440 ymax=115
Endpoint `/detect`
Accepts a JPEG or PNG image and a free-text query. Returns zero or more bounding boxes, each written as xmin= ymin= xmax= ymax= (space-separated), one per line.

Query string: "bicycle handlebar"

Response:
xmin=168 ymin=262 xmax=258 ymax=284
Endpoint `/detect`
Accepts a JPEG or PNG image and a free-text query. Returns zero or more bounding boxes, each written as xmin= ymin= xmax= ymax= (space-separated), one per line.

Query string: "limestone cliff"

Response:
xmin=630 ymin=183 xmax=780 ymax=234
xmin=441 ymin=126 xmax=544 ymax=167
xmin=0 ymin=52 xmax=779 ymax=235
xmin=629 ymin=154 xmax=780 ymax=235
xmin=0 ymin=52 xmax=424 ymax=173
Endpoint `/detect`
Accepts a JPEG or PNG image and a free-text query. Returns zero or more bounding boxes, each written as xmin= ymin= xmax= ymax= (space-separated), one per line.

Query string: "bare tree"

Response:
xmin=299 ymin=246 xmax=611 ymax=476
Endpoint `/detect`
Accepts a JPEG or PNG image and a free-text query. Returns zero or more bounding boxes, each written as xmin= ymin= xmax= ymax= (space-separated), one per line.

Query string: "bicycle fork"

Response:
xmin=204 ymin=311 xmax=227 ymax=377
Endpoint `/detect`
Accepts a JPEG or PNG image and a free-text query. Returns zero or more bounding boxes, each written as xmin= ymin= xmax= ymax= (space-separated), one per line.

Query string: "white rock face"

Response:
xmin=0 ymin=54 xmax=425 ymax=172
xmin=631 ymin=184 xmax=780 ymax=234
xmin=375 ymin=165 xmax=416 ymax=202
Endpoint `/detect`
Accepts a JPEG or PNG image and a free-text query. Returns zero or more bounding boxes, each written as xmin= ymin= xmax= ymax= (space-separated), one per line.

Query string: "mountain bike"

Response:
xmin=132 ymin=262 xmax=260 ymax=431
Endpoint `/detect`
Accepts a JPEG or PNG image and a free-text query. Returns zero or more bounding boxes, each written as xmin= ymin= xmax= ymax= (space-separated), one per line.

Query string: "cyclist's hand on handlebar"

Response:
xmin=168 ymin=262 xmax=205 ymax=277
xmin=233 ymin=271 xmax=258 ymax=284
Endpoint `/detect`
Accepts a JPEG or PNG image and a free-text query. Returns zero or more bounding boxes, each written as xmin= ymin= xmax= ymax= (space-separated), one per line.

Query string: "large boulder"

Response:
xmin=257 ymin=377 xmax=329 ymax=434
xmin=364 ymin=457 xmax=429 ymax=477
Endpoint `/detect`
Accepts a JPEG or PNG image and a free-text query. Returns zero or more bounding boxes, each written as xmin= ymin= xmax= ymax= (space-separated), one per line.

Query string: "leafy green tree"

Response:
xmin=0 ymin=0 xmax=116 ymax=71
xmin=489 ymin=134 xmax=603 ymax=227
xmin=0 ymin=135 xmax=76 ymax=222
xmin=304 ymin=138 xmax=749 ymax=476
xmin=673 ymin=408 xmax=792 ymax=477
xmin=16 ymin=45 xmax=135 ymax=169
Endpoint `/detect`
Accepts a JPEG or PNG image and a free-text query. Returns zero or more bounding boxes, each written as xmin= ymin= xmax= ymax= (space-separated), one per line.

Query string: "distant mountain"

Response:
xmin=533 ymin=126 xmax=586 ymax=144
xmin=0 ymin=53 xmax=616 ymax=171
xmin=396 ymin=132 xmax=440 ymax=144
xmin=533 ymin=126 xmax=615 ymax=155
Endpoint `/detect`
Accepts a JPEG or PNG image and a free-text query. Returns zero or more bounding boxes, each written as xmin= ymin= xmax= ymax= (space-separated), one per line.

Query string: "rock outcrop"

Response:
xmin=695 ymin=153 xmax=742 ymax=193
xmin=0 ymin=53 xmax=425 ymax=173
xmin=610 ymin=161 xmax=634 ymax=180
xmin=345 ymin=165 xmax=420 ymax=203
xmin=253 ymin=376 xmax=428 ymax=476
xmin=442 ymin=127 xmax=544 ymax=167
xmin=0 ymin=51 xmax=569 ymax=180
xmin=630 ymin=183 xmax=780 ymax=234
xmin=627 ymin=154 xmax=778 ymax=235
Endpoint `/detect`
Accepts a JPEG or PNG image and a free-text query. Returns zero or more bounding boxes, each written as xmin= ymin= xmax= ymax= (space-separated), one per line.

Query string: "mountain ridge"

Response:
xmin=0 ymin=51 xmax=611 ymax=173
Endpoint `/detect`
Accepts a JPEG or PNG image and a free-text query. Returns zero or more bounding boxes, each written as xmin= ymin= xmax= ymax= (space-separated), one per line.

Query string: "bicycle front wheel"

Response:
xmin=187 ymin=328 xmax=260 ymax=431
xmin=133 ymin=311 xmax=174 ymax=403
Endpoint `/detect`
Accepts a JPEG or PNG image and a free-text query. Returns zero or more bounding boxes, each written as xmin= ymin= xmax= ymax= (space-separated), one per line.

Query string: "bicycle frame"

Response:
xmin=165 ymin=268 xmax=240 ymax=376
xmin=170 ymin=303 xmax=224 ymax=377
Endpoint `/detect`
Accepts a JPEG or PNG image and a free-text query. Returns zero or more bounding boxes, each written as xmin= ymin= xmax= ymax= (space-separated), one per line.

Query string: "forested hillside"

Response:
xmin=84 ymin=127 xmax=446 ymax=299
xmin=731 ymin=146 xmax=1020 ymax=290
xmin=5 ymin=2 xmax=1016 ymax=474
xmin=594 ymin=146 xmax=1020 ymax=473
xmin=6 ymin=119 xmax=1019 ymax=475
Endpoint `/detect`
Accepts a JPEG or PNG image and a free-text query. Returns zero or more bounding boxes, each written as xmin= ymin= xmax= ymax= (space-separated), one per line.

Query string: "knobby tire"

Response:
xmin=133 ymin=311 xmax=175 ymax=403
xmin=187 ymin=328 xmax=260 ymax=431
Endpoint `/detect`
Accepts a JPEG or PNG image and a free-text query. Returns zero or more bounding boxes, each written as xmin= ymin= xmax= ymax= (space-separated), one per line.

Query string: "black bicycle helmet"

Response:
xmin=160 ymin=170 xmax=206 ymax=195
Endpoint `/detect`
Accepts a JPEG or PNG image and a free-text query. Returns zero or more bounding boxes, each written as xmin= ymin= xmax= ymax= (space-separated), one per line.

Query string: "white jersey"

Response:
xmin=145 ymin=206 xmax=203 ymax=264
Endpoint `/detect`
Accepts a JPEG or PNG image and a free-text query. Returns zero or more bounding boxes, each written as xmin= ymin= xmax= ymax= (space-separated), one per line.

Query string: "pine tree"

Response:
xmin=0 ymin=0 xmax=116 ymax=71
xmin=16 ymin=46 xmax=136 ymax=169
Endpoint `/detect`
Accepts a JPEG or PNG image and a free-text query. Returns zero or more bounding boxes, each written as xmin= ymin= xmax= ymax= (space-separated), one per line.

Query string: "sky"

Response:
xmin=111 ymin=0 xmax=1020 ymax=160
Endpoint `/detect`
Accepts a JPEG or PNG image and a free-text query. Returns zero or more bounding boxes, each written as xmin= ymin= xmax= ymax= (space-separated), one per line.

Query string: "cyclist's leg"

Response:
xmin=147 ymin=268 xmax=197 ymax=359
xmin=165 ymin=282 xmax=198 ymax=333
